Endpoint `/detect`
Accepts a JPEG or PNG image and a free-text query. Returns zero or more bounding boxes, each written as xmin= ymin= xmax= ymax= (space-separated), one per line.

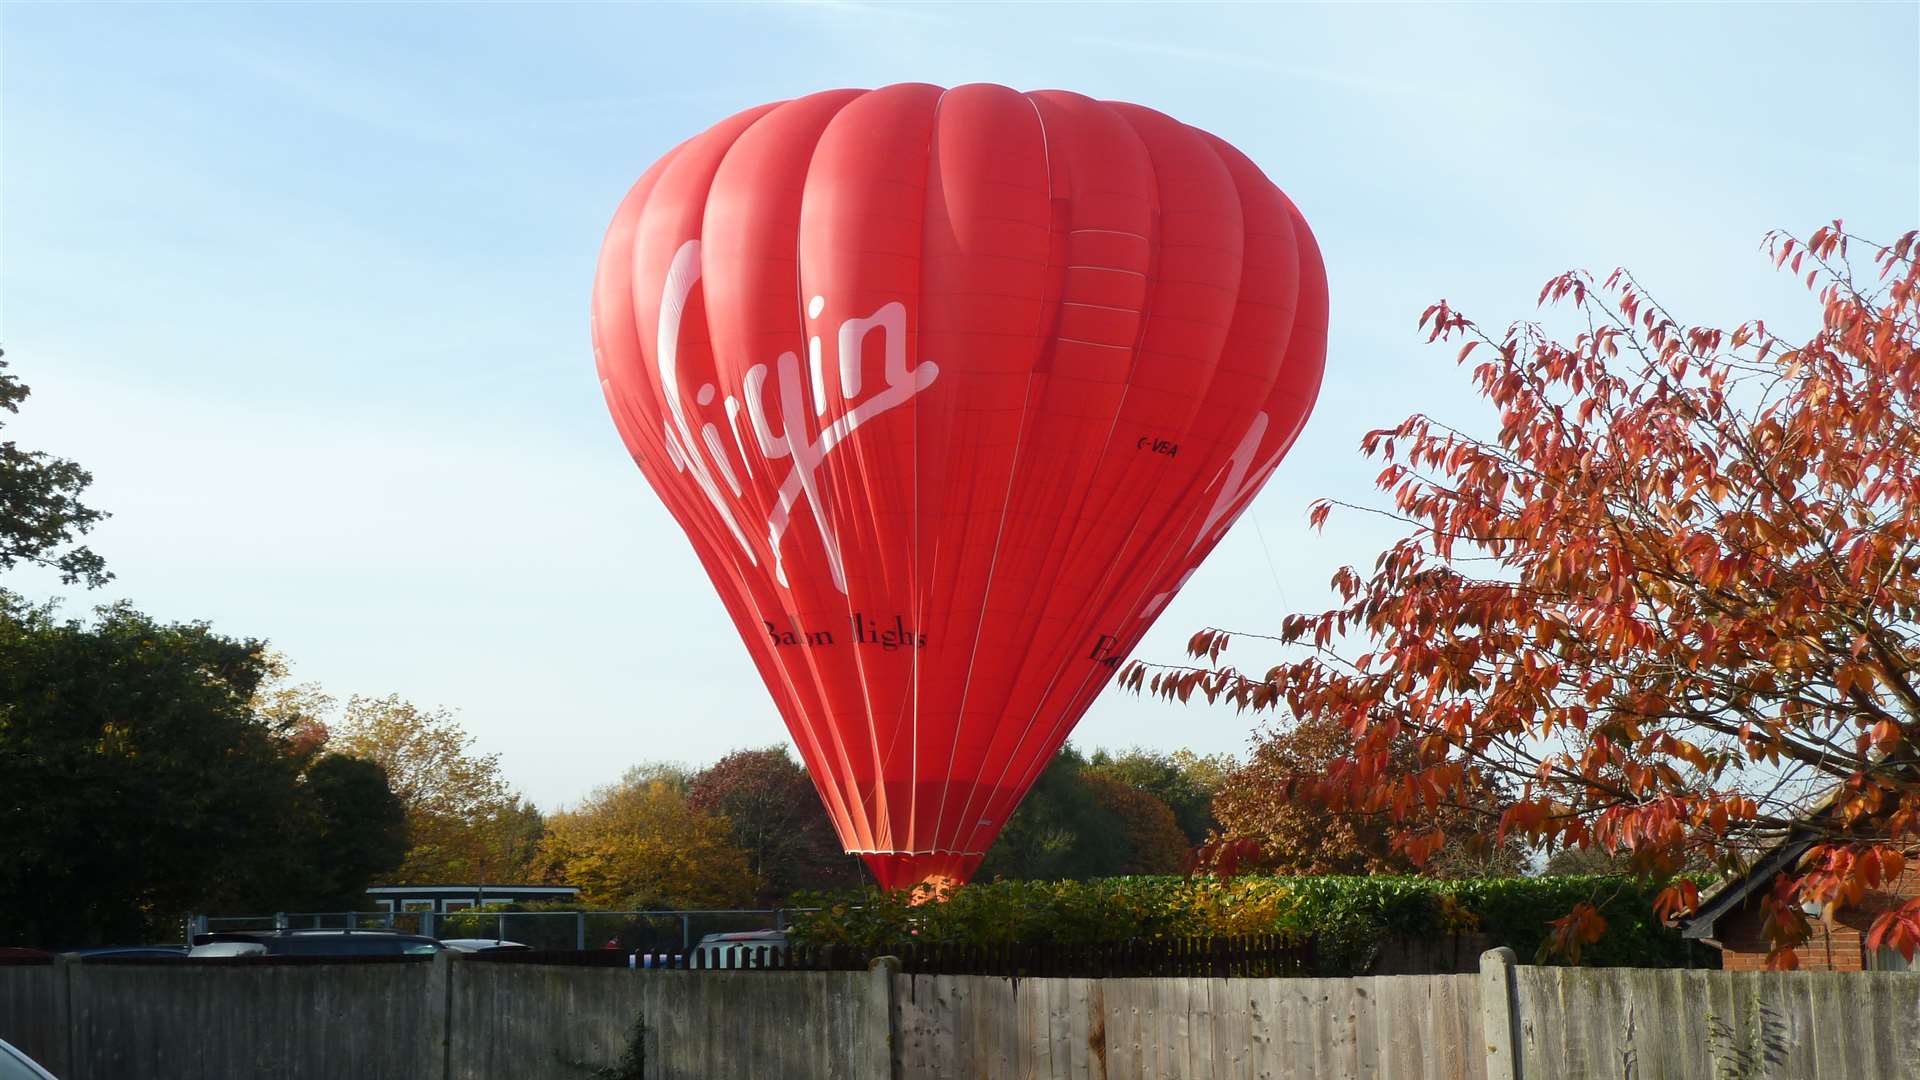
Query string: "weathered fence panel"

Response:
xmin=1514 ymin=966 xmax=1920 ymax=1079
xmin=67 ymin=958 xmax=436 ymax=1080
xmin=450 ymin=963 xmax=881 ymax=1080
xmin=4 ymin=952 xmax=1917 ymax=1078
xmin=0 ymin=962 xmax=62 ymax=1073
xmin=888 ymin=972 xmax=1483 ymax=1079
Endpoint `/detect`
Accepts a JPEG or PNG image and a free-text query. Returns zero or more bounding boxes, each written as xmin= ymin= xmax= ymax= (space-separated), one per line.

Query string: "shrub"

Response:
xmin=788 ymin=874 xmax=1706 ymax=972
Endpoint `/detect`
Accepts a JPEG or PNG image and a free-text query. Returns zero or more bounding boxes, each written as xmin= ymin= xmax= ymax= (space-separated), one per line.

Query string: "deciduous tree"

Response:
xmin=295 ymin=754 xmax=410 ymax=910
xmin=1130 ymin=223 xmax=1920 ymax=967
xmin=1211 ymin=716 xmax=1523 ymax=877
xmin=1081 ymin=773 xmax=1190 ymax=875
xmin=976 ymin=746 xmax=1130 ymax=882
xmin=0 ymin=601 xmax=404 ymax=944
xmin=328 ymin=694 xmax=536 ymax=884
xmin=530 ymin=768 xmax=758 ymax=909
xmin=0 ymin=352 xmax=108 ymax=588
xmin=687 ymin=747 xmax=861 ymax=900
xmin=1085 ymin=748 xmax=1232 ymax=843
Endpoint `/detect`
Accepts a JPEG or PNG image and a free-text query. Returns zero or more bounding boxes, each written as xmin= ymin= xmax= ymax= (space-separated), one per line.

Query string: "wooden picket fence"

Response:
xmin=469 ymin=932 xmax=1315 ymax=979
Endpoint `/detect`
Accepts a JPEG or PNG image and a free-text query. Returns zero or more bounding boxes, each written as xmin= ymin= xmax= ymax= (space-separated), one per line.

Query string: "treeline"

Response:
xmin=0 ymin=351 xmax=1594 ymax=951
xmin=0 ymin=353 xmax=539 ymax=947
xmin=525 ymin=745 xmax=1237 ymax=913
xmin=0 ymin=600 xmax=548 ymax=946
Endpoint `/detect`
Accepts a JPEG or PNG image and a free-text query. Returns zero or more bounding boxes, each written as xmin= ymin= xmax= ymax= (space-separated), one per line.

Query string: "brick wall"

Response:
xmin=1715 ymin=856 xmax=1920 ymax=971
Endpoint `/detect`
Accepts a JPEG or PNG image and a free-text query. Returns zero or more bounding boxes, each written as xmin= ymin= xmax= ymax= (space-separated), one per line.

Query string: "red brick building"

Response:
xmin=1683 ymin=831 xmax=1920 ymax=972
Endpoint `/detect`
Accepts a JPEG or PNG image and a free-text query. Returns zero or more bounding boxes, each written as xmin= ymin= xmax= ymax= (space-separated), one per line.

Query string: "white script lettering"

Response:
xmin=655 ymin=239 xmax=940 ymax=594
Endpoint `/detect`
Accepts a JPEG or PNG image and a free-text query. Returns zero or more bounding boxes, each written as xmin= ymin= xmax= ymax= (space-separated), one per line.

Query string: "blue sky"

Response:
xmin=3 ymin=2 xmax=1914 ymax=810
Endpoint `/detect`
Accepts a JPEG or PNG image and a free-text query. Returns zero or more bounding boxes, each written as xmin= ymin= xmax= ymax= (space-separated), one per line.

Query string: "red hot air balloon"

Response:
xmin=592 ymin=84 xmax=1327 ymax=891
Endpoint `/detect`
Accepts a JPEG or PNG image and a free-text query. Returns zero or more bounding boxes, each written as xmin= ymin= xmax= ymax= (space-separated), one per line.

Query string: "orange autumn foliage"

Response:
xmin=1127 ymin=222 xmax=1920 ymax=969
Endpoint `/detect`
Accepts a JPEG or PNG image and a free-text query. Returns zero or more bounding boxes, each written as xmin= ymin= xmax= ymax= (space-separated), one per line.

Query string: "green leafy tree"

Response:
xmin=1085 ymin=748 xmax=1233 ymax=843
xmin=294 ymin=754 xmax=410 ymax=909
xmin=530 ymin=768 xmax=758 ymax=909
xmin=687 ymin=747 xmax=861 ymax=901
xmin=327 ymin=694 xmax=536 ymax=884
xmin=0 ymin=601 xmax=366 ymax=944
xmin=0 ymin=353 xmax=109 ymax=588
xmin=976 ymin=746 xmax=1130 ymax=882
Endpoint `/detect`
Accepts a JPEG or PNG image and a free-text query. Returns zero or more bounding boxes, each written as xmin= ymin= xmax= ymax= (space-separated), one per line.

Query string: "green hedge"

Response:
xmin=788 ymin=874 xmax=1709 ymax=973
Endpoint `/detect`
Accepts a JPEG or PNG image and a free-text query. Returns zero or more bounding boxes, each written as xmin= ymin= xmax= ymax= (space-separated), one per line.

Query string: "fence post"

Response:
xmin=867 ymin=955 xmax=900 ymax=1080
xmin=1479 ymin=947 xmax=1521 ymax=1080
xmin=52 ymin=953 xmax=77 ymax=1078
xmin=429 ymin=948 xmax=465 ymax=1080
xmin=576 ymin=912 xmax=586 ymax=950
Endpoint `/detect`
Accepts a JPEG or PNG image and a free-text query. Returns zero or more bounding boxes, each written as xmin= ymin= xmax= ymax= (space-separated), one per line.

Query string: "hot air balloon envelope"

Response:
xmin=592 ymin=83 xmax=1327 ymax=889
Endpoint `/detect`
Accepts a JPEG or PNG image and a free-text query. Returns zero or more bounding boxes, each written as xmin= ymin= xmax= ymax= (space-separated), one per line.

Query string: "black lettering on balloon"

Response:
xmin=1087 ymin=633 xmax=1123 ymax=669
xmin=764 ymin=614 xmax=927 ymax=649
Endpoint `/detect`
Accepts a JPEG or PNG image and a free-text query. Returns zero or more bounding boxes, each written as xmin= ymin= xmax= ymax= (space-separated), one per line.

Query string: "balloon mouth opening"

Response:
xmin=908 ymin=877 xmax=961 ymax=905
xmin=861 ymin=852 xmax=985 ymax=895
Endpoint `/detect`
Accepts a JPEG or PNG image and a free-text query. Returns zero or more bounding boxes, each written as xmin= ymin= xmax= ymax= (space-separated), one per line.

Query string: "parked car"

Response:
xmin=693 ymin=929 xmax=788 ymax=968
xmin=437 ymin=938 xmax=531 ymax=953
xmin=67 ymin=946 xmax=187 ymax=959
xmin=187 ymin=930 xmax=443 ymax=957
xmin=186 ymin=941 xmax=267 ymax=958
xmin=0 ymin=1037 xmax=57 ymax=1080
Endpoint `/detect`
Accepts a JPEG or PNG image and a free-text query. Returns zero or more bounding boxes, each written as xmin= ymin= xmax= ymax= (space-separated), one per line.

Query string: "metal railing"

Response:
xmin=188 ymin=908 xmax=802 ymax=951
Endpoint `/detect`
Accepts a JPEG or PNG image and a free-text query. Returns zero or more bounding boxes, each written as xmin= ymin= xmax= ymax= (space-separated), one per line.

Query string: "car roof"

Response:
xmin=202 ymin=929 xmax=433 ymax=941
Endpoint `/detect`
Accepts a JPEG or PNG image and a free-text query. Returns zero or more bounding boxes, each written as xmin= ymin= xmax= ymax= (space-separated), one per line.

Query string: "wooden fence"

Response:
xmin=893 ymin=971 xmax=1484 ymax=1079
xmin=2 ymin=949 xmax=1915 ymax=1078
xmin=484 ymin=933 xmax=1314 ymax=979
xmin=1513 ymin=964 xmax=1920 ymax=1079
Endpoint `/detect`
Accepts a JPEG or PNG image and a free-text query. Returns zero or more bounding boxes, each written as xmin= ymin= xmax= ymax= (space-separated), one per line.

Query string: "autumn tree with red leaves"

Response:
xmin=1127 ymin=223 xmax=1920 ymax=968
xmin=687 ymin=747 xmax=863 ymax=901
xmin=1210 ymin=715 xmax=1525 ymax=878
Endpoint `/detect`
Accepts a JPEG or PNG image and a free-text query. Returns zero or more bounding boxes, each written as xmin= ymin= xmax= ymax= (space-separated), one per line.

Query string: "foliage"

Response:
xmin=1127 ymin=223 xmax=1920 ymax=968
xmin=296 ymin=754 xmax=410 ymax=909
xmin=327 ymin=693 xmax=538 ymax=884
xmin=0 ymin=352 xmax=109 ymax=588
xmin=1085 ymin=747 xmax=1232 ymax=843
xmin=1081 ymin=773 xmax=1189 ymax=875
xmin=1212 ymin=715 xmax=1525 ymax=877
xmin=529 ymin=768 xmax=759 ymax=909
xmin=975 ymin=746 xmax=1130 ymax=882
xmin=788 ymin=873 xmax=1701 ymax=973
xmin=686 ymin=746 xmax=861 ymax=901
xmin=622 ymin=760 xmax=695 ymax=793
xmin=0 ymin=600 xmax=403 ymax=945
xmin=1211 ymin=717 xmax=1401 ymax=874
